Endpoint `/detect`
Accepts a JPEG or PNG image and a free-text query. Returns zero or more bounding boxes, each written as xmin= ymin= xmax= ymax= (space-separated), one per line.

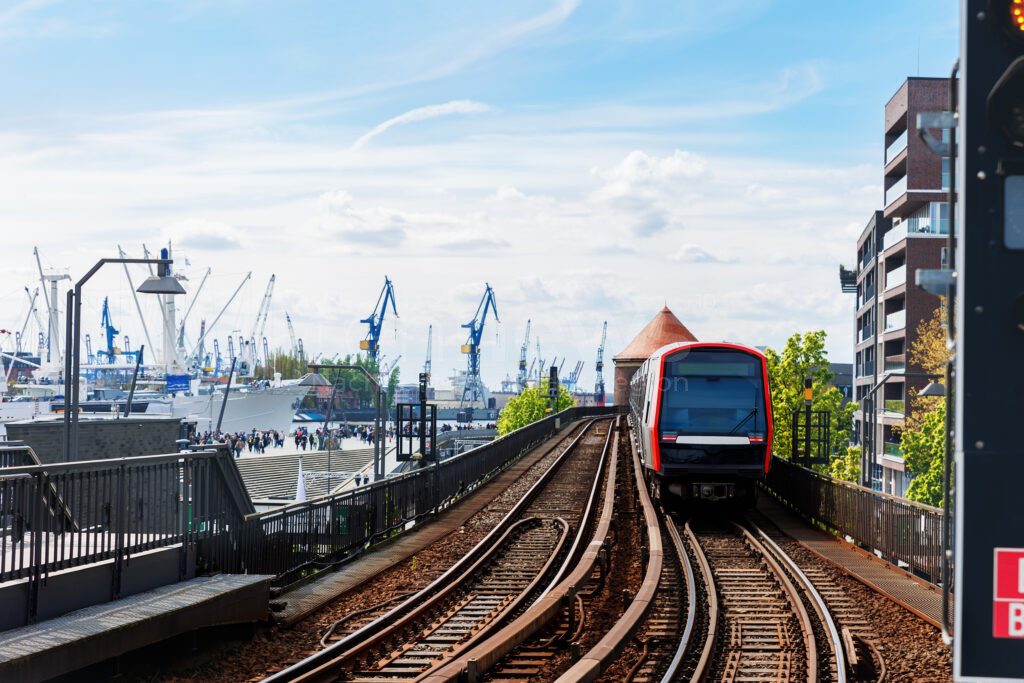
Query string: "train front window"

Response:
xmin=658 ymin=350 xmax=765 ymax=436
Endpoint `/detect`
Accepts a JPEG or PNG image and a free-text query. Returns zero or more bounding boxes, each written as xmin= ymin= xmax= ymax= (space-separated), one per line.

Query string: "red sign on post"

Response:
xmin=994 ymin=548 xmax=1024 ymax=639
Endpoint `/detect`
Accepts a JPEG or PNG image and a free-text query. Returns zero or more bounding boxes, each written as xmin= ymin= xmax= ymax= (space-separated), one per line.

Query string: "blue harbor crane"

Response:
xmin=459 ymin=283 xmax=499 ymax=409
xmin=360 ymin=276 xmax=398 ymax=363
xmin=213 ymin=338 xmax=222 ymax=375
xmin=595 ymin=321 xmax=607 ymax=406
xmin=97 ymin=297 xmax=143 ymax=364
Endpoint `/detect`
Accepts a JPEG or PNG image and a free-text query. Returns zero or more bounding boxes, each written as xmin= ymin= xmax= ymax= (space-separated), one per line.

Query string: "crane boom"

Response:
xmin=360 ymin=276 xmax=398 ymax=362
xmin=250 ymin=274 xmax=275 ymax=342
xmin=285 ymin=312 xmax=298 ymax=355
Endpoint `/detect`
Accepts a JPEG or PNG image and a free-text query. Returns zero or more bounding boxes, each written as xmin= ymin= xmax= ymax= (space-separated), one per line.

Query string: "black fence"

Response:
xmin=1 ymin=406 xmax=621 ymax=613
xmin=764 ymin=456 xmax=943 ymax=584
xmin=0 ymin=450 xmax=245 ymax=621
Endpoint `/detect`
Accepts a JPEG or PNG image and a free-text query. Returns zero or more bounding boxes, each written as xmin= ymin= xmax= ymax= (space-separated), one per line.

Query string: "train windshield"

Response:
xmin=659 ymin=349 xmax=766 ymax=436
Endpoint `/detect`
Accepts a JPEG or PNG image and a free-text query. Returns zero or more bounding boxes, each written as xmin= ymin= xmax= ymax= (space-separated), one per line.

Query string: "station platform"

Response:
xmin=0 ymin=573 xmax=273 ymax=682
xmin=756 ymin=494 xmax=950 ymax=628
xmin=274 ymin=420 xmax=583 ymax=627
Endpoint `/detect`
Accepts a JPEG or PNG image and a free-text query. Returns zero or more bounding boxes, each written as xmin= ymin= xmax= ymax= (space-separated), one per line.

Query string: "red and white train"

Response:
xmin=629 ymin=341 xmax=773 ymax=505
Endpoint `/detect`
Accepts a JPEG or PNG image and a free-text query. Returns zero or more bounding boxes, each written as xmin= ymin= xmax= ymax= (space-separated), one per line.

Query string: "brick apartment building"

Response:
xmin=851 ymin=77 xmax=953 ymax=495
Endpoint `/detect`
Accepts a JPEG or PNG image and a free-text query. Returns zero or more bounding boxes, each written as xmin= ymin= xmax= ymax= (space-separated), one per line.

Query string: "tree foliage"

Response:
xmin=828 ymin=446 xmax=861 ymax=483
xmin=764 ymin=331 xmax=855 ymax=463
xmin=497 ymin=385 xmax=575 ymax=435
xmin=906 ymin=300 xmax=952 ymax=430
xmin=901 ymin=404 xmax=946 ymax=507
xmin=253 ymin=348 xmax=309 ymax=380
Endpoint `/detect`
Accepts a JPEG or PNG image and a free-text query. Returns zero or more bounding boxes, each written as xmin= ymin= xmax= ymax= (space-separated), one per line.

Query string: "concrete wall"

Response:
xmin=5 ymin=417 xmax=183 ymax=464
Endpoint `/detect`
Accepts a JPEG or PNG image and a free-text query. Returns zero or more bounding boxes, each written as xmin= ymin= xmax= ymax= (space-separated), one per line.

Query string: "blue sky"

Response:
xmin=0 ymin=0 xmax=958 ymax=389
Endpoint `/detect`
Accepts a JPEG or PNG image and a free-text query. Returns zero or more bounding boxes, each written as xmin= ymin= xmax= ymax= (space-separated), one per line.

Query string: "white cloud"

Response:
xmin=671 ymin=244 xmax=735 ymax=263
xmin=593 ymin=149 xmax=707 ymax=203
xmin=164 ymin=219 xmax=246 ymax=251
xmin=494 ymin=184 xmax=526 ymax=201
xmin=350 ymin=100 xmax=492 ymax=150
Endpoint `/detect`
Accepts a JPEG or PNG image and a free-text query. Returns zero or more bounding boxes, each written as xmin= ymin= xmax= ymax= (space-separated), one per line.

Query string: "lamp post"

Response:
xmin=308 ymin=363 xmax=386 ymax=481
xmin=62 ymin=254 xmax=185 ymax=462
xmin=859 ymin=371 xmax=941 ymax=489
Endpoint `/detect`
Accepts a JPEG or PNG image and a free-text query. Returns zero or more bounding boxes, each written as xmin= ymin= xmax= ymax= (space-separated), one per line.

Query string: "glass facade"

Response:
xmin=904 ymin=201 xmax=949 ymax=236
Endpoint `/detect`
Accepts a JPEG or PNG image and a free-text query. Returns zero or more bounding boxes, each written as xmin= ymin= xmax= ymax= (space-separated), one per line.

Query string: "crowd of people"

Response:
xmin=184 ymin=420 xmax=499 ymax=458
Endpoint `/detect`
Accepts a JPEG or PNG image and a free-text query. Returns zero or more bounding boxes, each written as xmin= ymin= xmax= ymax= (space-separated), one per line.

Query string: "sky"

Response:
xmin=0 ymin=0 xmax=959 ymax=390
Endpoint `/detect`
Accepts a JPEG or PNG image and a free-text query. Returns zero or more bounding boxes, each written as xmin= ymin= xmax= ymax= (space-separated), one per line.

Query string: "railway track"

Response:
xmin=263 ymin=417 xmax=614 ymax=682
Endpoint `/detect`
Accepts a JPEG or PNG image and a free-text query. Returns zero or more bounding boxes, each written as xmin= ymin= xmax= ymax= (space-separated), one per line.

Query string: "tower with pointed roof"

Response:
xmin=612 ymin=306 xmax=697 ymax=405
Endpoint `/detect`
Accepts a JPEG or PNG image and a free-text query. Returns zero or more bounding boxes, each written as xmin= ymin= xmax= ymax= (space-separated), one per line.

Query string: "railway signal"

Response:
xmin=955 ymin=1 xmax=1024 ymax=679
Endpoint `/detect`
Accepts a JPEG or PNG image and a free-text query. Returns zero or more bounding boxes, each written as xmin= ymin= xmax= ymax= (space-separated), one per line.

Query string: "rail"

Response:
xmin=555 ymin=415 xmax=668 ymax=682
xmin=270 ymin=416 xmax=614 ymax=682
xmin=764 ymin=456 xmax=943 ymax=583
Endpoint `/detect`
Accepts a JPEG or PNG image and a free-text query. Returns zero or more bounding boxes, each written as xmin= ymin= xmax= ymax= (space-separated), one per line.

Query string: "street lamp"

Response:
xmin=62 ymin=253 xmax=184 ymax=461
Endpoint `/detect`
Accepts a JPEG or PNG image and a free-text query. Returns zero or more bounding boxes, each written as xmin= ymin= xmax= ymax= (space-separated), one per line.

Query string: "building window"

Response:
xmin=942 ymin=157 xmax=950 ymax=190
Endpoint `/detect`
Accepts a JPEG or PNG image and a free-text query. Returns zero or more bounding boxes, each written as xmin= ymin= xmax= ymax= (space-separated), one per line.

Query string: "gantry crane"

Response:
xmin=424 ymin=324 xmax=433 ymax=381
xmin=595 ymin=321 xmax=607 ymax=406
xmin=459 ymin=284 xmax=499 ymax=409
xmin=360 ymin=277 xmax=398 ymax=363
xmin=517 ymin=319 xmax=531 ymax=393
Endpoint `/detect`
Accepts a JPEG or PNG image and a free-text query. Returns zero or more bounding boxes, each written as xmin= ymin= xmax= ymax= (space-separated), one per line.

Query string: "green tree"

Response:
xmin=828 ymin=446 xmax=861 ymax=483
xmin=253 ymin=347 xmax=309 ymax=380
xmin=497 ymin=385 xmax=575 ymax=435
xmin=905 ymin=301 xmax=952 ymax=430
xmin=764 ymin=331 xmax=855 ymax=464
xmin=901 ymin=404 xmax=946 ymax=507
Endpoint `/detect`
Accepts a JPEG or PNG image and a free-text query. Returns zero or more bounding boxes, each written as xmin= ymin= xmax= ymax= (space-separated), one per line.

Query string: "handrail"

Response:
xmin=0 ymin=449 xmax=218 ymax=475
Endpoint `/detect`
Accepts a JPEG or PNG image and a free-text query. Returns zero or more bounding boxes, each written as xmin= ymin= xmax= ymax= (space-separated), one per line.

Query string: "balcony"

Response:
xmin=883 ymin=441 xmax=905 ymax=462
xmin=884 ymin=399 xmax=905 ymax=415
xmin=885 ymin=130 xmax=908 ymax=165
xmin=885 ymin=264 xmax=907 ymax=291
xmin=858 ymin=359 xmax=875 ymax=377
xmin=884 ymin=355 xmax=906 ymax=372
xmin=860 ymin=283 xmax=875 ymax=307
xmin=885 ymin=175 xmax=908 ymax=207
xmin=861 ymin=249 xmax=874 ymax=268
xmin=885 ymin=309 xmax=906 ymax=332
xmin=860 ymin=325 xmax=875 ymax=342
xmin=883 ymin=223 xmax=908 ymax=251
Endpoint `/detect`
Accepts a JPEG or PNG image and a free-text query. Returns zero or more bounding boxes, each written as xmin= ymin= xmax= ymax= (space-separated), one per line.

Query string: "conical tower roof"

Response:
xmin=613 ymin=307 xmax=697 ymax=362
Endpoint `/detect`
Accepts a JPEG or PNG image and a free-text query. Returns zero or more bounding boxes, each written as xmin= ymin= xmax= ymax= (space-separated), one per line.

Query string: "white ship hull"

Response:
xmin=0 ymin=400 xmax=51 ymax=439
xmin=169 ymin=384 xmax=308 ymax=435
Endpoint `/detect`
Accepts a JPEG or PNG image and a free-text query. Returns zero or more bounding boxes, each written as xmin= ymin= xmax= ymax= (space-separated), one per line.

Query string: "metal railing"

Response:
xmin=0 ymin=450 xmax=243 ymax=622
xmin=764 ymin=457 xmax=943 ymax=583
